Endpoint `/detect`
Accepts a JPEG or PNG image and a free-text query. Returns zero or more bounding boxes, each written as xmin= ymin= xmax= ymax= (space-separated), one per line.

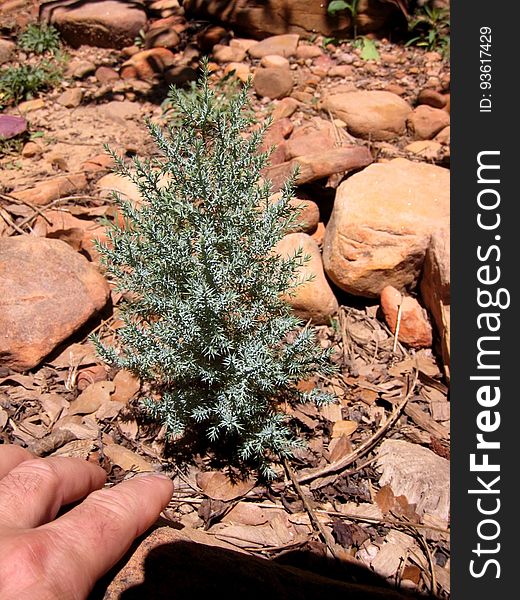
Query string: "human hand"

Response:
xmin=0 ymin=444 xmax=173 ymax=600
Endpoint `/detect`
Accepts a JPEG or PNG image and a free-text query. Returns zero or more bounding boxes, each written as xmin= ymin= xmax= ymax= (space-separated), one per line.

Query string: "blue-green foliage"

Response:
xmin=94 ymin=64 xmax=335 ymax=478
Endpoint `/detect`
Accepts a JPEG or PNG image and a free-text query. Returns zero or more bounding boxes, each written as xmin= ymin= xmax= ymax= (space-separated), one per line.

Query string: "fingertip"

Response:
xmin=131 ymin=472 xmax=174 ymax=504
xmin=0 ymin=444 xmax=35 ymax=478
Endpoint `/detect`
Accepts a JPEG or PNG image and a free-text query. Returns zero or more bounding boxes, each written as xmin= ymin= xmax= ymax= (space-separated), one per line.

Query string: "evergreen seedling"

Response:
xmin=94 ymin=64 xmax=336 ymax=478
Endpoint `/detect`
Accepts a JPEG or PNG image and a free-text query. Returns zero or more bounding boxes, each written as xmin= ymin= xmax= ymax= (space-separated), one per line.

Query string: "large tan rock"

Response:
xmin=276 ymin=233 xmax=338 ymax=324
xmin=263 ymin=145 xmax=373 ymax=191
xmin=183 ymin=0 xmax=403 ymax=39
xmin=322 ymin=91 xmax=412 ymax=141
xmin=254 ymin=67 xmax=294 ymax=99
xmin=0 ymin=237 xmax=110 ymax=371
xmin=248 ymin=34 xmax=299 ymax=58
xmin=184 ymin=0 xmax=350 ymax=38
xmin=407 ymin=105 xmax=450 ymax=140
xmin=102 ymin=525 xmax=413 ymax=599
xmin=96 ymin=173 xmax=143 ymax=206
xmin=44 ymin=0 xmax=147 ymax=49
xmin=420 ymin=227 xmax=450 ymax=379
xmin=323 ymin=158 xmax=449 ymax=298
xmin=285 ymin=121 xmax=337 ymax=160
xmin=11 ymin=173 xmax=88 ymax=206
xmin=121 ymin=47 xmax=176 ymax=79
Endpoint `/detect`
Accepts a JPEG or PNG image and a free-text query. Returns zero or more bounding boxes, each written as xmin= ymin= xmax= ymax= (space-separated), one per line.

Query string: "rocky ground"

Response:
xmin=1 ymin=1 xmax=450 ymax=598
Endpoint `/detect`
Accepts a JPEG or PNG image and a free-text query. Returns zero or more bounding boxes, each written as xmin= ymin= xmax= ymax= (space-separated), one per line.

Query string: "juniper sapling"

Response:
xmin=93 ymin=63 xmax=336 ymax=478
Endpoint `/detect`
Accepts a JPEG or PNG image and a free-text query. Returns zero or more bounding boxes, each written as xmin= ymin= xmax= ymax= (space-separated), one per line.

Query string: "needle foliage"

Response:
xmin=94 ymin=63 xmax=335 ymax=477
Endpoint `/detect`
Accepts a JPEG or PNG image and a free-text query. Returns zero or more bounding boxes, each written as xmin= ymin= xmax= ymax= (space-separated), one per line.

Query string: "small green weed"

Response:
xmin=0 ymin=59 xmax=64 ymax=108
xmin=406 ymin=5 xmax=450 ymax=56
xmin=0 ymin=137 xmax=24 ymax=158
xmin=18 ymin=23 xmax=61 ymax=55
xmin=327 ymin=0 xmax=360 ymax=37
xmin=353 ymin=36 xmax=380 ymax=61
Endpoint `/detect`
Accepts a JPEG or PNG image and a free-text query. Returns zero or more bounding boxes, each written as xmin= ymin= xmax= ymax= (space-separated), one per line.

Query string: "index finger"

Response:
xmin=40 ymin=473 xmax=174 ymax=597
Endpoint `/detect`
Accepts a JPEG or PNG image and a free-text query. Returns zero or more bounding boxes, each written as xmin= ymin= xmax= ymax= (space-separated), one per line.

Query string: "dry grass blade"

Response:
xmin=392 ymin=301 xmax=403 ymax=353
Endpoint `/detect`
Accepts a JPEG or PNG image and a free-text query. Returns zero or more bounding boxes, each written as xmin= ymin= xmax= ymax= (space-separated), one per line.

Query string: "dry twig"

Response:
xmin=297 ymin=371 xmax=418 ymax=484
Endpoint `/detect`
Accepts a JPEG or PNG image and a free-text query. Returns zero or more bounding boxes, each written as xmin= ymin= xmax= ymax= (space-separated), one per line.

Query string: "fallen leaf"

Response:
xmin=328 ymin=434 xmax=353 ymax=463
xmin=331 ymin=519 xmax=369 ymax=548
xmin=111 ymin=369 xmax=140 ymax=403
xmin=50 ymin=439 xmax=96 ymax=460
xmin=118 ymin=418 xmax=139 ymax=440
xmin=0 ymin=374 xmax=38 ymax=389
xmin=57 ymin=419 xmax=99 ymax=440
xmin=319 ymin=401 xmax=342 ymax=423
xmin=358 ymin=388 xmax=378 ymax=405
xmin=103 ymin=443 xmax=154 ymax=473
xmin=69 ymin=381 xmax=115 ymax=415
xmin=402 ymin=565 xmax=421 ymax=584
xmin=222 ymin=502 xmax=269 ymax=526
xmin=95 ymin=400 xmax=125 ymax=420
xmin=38 ymin=393 xmax=69 ymax=426
xmin=76 ymin=365 xmax=107 ymax=391
xmin=0 ymin=407 xmax=8 ymax=431
xmin=331 ymin=420 xmax=358 ymax=438
xmin=296 ymin=377 xmax=317 ymax=392
xmin=196 ymin=471 xmax=256 ymax=501
xmin=375 ymin=484 xmax=395 ymax=514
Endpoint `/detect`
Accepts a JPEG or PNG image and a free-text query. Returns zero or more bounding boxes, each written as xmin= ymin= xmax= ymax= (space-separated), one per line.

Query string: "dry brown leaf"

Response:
xmin=95 ymin=400 xmax=125 ymax=420
xmin=402 ymin=564 xmax=421 ymax=584
xmin=222 ymin=502 xmax=269 ymax=526
xmin=57 ymin=418 xmax=99 ymax=440
xmin=319 ymin=401 xmax=342 ymax=423
xmin=69 ymin=381 xmax=115 ymax=416
xmin=296 ymin=377 xmax=317 ymax=393
xmin=103 ymin=443 xmax=154 ymax=473
xmin=0 ymin=407 xmax=8 ymax=431
xmin=328 ymin=434 xmax=353 ymax=463
xmin=375 ymin=484 xmax=396 ymax=514
xmin=50 ymin=439 xmax=96 ymax=459
xmin=38 ymin=394 xmax=69 ymax=426
xmin=331 ymin=420 xmax=358 ymax=438
xmin=196 ymin=471 xmax=256 ymax=501
xmin=118 ymin=419 xmax=139 ymax=440
xmin=76 ymin=365 xmax=108 ymax=391
xmin=111 ymin=369 xmax=140 ymax=404
xmin=358 ymin=388 xmax=378 ymax=405
xmin=0 ymin=374 xmax=38 ymax=389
